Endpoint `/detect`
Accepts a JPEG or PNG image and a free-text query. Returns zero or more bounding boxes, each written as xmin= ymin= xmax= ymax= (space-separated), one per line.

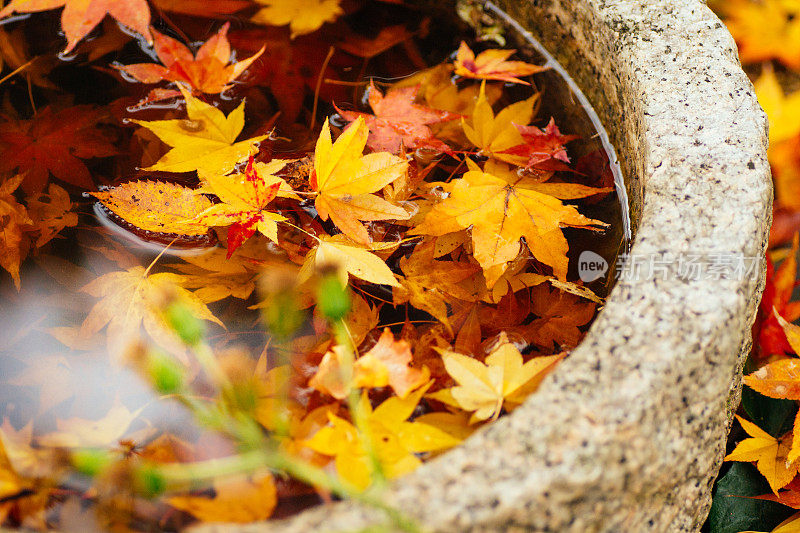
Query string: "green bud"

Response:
xmin=146 ymin=349 xmax=185 ymax=395
xmin=164 ymin=300 xmax=205 ymax=346
xmin=134 ymin=465 xmax=167 ymax=498
xmin=263 ymin=289 xmax=306 ymax=340
xmin=316 ymin=274 xmax=350 ymax=321
xmin=71 ymin=448 xmax=113 ymax=477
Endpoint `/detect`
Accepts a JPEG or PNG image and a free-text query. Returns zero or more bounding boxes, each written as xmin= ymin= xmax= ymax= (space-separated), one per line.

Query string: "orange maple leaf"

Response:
xmin=523 ymin=284 xmax=597 ymax=350
xmin=454 ymin=41 xmax=546 ymax=85
xmin=0 ymin=174 xmax=32 ymax=289
xmin=116 ymin=23 xmax=265 ymax=95
xmin=0 ymin=0 xmax=151 ymax=53
xmin=0 ymin=105 xmax=118 ymax=193
xmin=310 ymin=328 xmax=429 ymax=400
xmin=338 ymin=81 xmax=458 ymax=154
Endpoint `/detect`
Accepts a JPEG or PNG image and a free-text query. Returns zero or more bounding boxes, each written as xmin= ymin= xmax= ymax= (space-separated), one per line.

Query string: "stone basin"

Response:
xmin=196 ymin=0 xmax=771 ymax=530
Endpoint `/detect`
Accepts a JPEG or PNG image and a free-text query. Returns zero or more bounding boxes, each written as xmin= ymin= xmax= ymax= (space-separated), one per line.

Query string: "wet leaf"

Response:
xmin=428 ymin=332 xmax=564 ymax=423
xmin=311 ymin=117 xmax=409 ymax=244
xmin=411 ymin=158 xmax=608 ymax=284
xmin=338 ymin=81 xmax=458 ymax=154
xmin=88 ymin=180 xmax=215 ymax=239
xmin=131 ymin=86 xmax=269 ymax=175
xmin=117 ymin=23 xmax=264 ymax=95
xmin=0 ymin=0 xmax=151 ymax=53
xmin=251 ymin=0 xmax=343 ymax=38
xmin=0 ymin=105 xmax=118 ymax=193
xmin=454 ymin=41 xmax=545 ymax=85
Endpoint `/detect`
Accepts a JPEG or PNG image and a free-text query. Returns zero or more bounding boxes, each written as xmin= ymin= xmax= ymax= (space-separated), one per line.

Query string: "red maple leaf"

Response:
xmin=338 ymin=81 xmax=459 ymax=153
xmin=755 ymin=235 xmax=800 ymax=359
xmin=116 ymin=23 xmax=264 ymax=95
xmin=0 ymin=105 xmax=118 ymax=193
xmin=499 ymin=118 xmax=579 ymax=171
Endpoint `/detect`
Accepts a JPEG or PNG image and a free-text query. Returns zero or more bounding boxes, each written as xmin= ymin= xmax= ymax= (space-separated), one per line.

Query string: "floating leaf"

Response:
xmin=88 ymin=180 xmax=215 ymax=240
xmin=131 ymin=86 xmax=269 ymax=175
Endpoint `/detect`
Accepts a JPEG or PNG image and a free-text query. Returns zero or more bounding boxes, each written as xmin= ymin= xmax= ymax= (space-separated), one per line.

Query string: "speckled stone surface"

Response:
xmin=193 ymin=0 xmax=772 ymax=531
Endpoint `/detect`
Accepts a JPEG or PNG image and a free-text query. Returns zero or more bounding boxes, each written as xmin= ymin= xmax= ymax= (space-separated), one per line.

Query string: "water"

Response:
xmin=0 ymin=2 xmax=629 ymax=529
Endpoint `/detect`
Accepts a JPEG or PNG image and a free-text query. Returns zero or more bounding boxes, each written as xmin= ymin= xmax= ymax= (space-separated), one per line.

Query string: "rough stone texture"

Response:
xmin=194 ymin=0 xmax=772 ymax=531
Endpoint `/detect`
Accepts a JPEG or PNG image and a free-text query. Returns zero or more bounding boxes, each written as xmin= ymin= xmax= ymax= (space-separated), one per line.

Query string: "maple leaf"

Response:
xmin=310 ymin=329 xmax=429 ymax=400
xmin=298 ymin=235 xmax=399 ymax=287
xmin=498 ymin=118 xmax=580 ymax=171
xmin=757 ymin=235 xmax=800 ymax=358
xmin=131 ymin=86 xmax=269 ymax=175
xmin=0 ymin=0 xmax=151 ymax=53
xmin=717 ymin=0 xmax=800 ymax=69
xmin=0 ymin=105 xmax=118 ymax=193
xmin=354 ymin=329 xmax=429 ymax=398
xmin=756 ymin=67 xmax=800 ymax=145
xmin=393 ymin=240 xmax=482 ymax=334
xmin=38 ymin=400 xmax=141 ymax=448
xmin=411 ymin=158 xmax=608 ymax=285
xmin=251 ymin=0 xmax=343 ymax=38
xmin=25 ymin=183 xmax=78 ymax=248
xmin=79 ymin=265 xmax=223 ymax=355
xmin=311 ymin=117 xmax=409 ymax=244
xmin=168 ymin=473 xmax=277 ymax=523
xmin=116 ymin=23 xmax=265 ymax=95
xmin=167 ymin=238 xmax=273 ymax=303
xmin=462 ymin=81 xmax=539 ymax=165
xmin=453 ymin=41 xmax=546 ymax=85
xmin=428 ymin=332 xmax=565 ymax=423
xmin=338 ymin=82 xmax=458 ymax=154
xmin=725 ymin=415 xmax=800 ymax=494
xmin=0 ymin=426 xmax=55 ymax=528
xmin=192 ymin=157 xmax=296 ymax=257
xmin=87 ymin=180 xmax=215 ymax=240
xmin=0 ymin=174 xmax=32 ymax=289
xmin=524 ymin=284 xmax=597 ymax=349
xmin=305 ymin=385 xmax=460 ymax=490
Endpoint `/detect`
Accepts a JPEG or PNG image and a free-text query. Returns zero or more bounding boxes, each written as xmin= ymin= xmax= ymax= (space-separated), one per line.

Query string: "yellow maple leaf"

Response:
xmin=461 ymin=81 xmax=538 ymax=165
xmin=251 ymin=0 xmax=342 ymax=38
xmin=131 ymin=85 xmax=269 ymax=175
xmin=725 ymin=415 xmax=799 ymax=493
xmin=88 ymin=180 xmax=215 ymax=237
xmin=770 ymin=136 xmax=800 ymax=211
xmin=25 ymin=183 xmax=77 ymax=248
xmin=305 ymin=384 xmax=460 ymax=490
xmin=38 ymin=401 xmax=142 ymax=448
xmin=168 ymin=473 xmax=277 ymax=523
xmin=428 ymin=332 xmax=565 ymax=423
xmin=716 ymin=0 xmax=800 ymax=69
xmin=79 ymin=265 xmax=223 ymax=355
xmin=0 ymin=174 xmax=32 ymax=289
xmin=311 ymin=117 xmax=409 ymax=244
xmin=298 ymin=234 xmax=399 ymax=287
xmin=755 ymin=67 xmax=800 ymax=145
xmin=411 ymin=158 xmax=607 ymax=284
